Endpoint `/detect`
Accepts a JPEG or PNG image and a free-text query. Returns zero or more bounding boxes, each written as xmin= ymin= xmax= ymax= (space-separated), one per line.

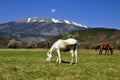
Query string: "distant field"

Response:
xmin=0 ymin=49 xmax=120 ymax=80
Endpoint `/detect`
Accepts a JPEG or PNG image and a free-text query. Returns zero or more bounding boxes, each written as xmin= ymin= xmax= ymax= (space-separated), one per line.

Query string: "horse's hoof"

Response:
xmin=76 ymin=63 xmax=78 ymax=64
xmin=74 ymin=63 xmax=78 ymax=65
xmin=69 ymin=63 xmax=72 ymax=65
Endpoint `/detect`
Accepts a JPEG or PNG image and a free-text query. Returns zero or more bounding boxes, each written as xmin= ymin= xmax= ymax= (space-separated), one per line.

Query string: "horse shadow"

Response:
xmin=62 ymin=60 xmax=77 ymax=64
xmin=61 ymin=60 xmax=71 ymax=64
xmin=51 ymin=60 xmax=77 ymax=64
xmin=51 ymin=60 xmax=70 ymax=64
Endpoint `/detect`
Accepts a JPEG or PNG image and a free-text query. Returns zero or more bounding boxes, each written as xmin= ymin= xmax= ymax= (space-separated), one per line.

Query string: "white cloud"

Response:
xmin=51 ymin=9 xmax=56 ymax=13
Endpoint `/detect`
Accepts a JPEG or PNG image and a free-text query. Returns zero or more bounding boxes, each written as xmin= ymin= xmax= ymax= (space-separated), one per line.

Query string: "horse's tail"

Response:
xmin=75 ymin=43 xmax=77 ymax=50
xmin=72 ymin=43 xmax=77 ymax=56
xmin=92 ymin=44 xmax=101 ymax=50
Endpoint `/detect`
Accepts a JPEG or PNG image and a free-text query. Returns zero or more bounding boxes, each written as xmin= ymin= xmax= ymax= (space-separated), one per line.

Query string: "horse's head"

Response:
xmin=109 ymin=46 xmax=113 ymax=54
xmin=47 ymin=52 xmax=52 ymax=62
xmin=110 ymin=49 xmax=113 ymax=54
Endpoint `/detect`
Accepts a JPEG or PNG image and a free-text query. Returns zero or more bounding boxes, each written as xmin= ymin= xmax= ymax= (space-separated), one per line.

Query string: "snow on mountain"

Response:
xmin=27 ymin=18 xmax=31 ymax=23
xmin=32 ymin=18 xmax=88 ymax=28
xmin=40 ymin=19 xmax=44 ymax=22
xmin=15 ymin=17 xmax=88 ymax=28
xmin=52 ymin=18 xmax=60 ymax=23
xmin=64 ymin=20 xmax=71 ymax=24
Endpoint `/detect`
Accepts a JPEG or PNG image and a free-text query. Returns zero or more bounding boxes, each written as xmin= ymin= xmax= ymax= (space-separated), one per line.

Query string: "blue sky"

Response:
xmin=0 ymin=0 xmax=120 ymax=29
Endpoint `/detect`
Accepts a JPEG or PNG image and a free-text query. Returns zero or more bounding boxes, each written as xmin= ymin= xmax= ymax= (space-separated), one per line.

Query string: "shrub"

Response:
xmin=26 ymin=38 xmax=37 ymax=48
xmin=7 ymin=39 xmax=22 ymax=48
xmin=116 ymin=39 xmax=120 ymax=50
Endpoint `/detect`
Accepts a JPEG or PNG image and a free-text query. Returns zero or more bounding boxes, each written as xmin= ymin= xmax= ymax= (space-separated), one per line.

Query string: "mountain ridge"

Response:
xmin=15 ymin=17 xmax=88 ymax=28
xmin=0 ymin=17 xmax=88 ymax=41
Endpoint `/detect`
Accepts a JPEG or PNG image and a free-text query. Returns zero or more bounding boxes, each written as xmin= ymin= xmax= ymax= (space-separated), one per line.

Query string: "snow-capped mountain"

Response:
xmin=0 ymin=17 xmax=88 ymax=41
xmin=15 ymin=17 xmax=88 ymax=28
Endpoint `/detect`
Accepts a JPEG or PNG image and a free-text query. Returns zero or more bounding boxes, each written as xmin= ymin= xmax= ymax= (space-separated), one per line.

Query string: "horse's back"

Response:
xmin=64 ymin=38 xmax=77 ymax=45
xmin=100 ymin=43 xmax=111 ymax=50
xmin=55 ymin=38 xmax=77 ymax=49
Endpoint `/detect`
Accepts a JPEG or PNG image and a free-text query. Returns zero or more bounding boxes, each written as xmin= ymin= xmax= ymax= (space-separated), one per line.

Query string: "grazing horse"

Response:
xmin=99 ymin=43 xmax=113 ymax=55
xmin=47 ymin=38 xmax=78 ymax=64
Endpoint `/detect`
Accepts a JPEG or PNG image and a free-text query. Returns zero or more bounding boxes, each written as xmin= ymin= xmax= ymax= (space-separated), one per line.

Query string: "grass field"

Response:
xmin=0 ymin=49 xmax=120 ymax=80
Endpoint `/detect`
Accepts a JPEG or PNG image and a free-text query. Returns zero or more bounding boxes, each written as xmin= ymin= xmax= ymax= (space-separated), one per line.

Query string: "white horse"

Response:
xmin=47 ymin=38 xmax=78 ymax=64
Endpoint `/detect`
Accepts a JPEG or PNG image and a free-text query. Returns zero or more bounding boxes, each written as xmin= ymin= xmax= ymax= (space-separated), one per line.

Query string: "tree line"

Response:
xmin=7 ymin=37 xmax=120 ymax=50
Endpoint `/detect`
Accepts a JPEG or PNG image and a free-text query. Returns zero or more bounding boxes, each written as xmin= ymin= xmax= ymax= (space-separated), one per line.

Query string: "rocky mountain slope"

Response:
xmin=0 ymin=17 xmax=88 ymax=41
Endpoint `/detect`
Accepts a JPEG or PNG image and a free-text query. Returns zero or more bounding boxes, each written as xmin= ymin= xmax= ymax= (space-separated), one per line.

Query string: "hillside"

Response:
xmin=56 ymin=28 xmax=120 ymax=49
xmin=0 ymin=36 xmax=10 ymax=48
xmin=0 ymin=28 xmax=120 ymax=49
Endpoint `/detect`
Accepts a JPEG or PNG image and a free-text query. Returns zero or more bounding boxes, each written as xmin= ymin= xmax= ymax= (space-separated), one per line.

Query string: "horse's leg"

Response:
xmin=56 ymin=49 xmax=61 ymax=64
xmin=74 ymin=49 xmax=78 ymax=64
xmin=108 ymin=50 xmax=109 ymax=55
xmin=99 ymin=50 xmax=101 ymax=55
xmin=69 ymin=49 xmax=74 ymax=64
xmin=74 ymin=44 xmax=78 ymax=64
xmin=105 ymin=50 xmax=107 ymax=55
xmin=56 ymin=56 xmax=59 ymax=63
xmin=99 ymin=49 xmax=102 ymax=55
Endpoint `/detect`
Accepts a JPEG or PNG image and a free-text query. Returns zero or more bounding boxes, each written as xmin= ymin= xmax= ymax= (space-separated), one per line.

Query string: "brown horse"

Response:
xmin=99 ymin=43 xmax=113 ymax=55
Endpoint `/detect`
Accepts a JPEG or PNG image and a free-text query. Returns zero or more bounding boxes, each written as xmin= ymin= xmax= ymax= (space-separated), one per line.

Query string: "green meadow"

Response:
xmin=0 ymin=49 xmax=120 ymax=80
